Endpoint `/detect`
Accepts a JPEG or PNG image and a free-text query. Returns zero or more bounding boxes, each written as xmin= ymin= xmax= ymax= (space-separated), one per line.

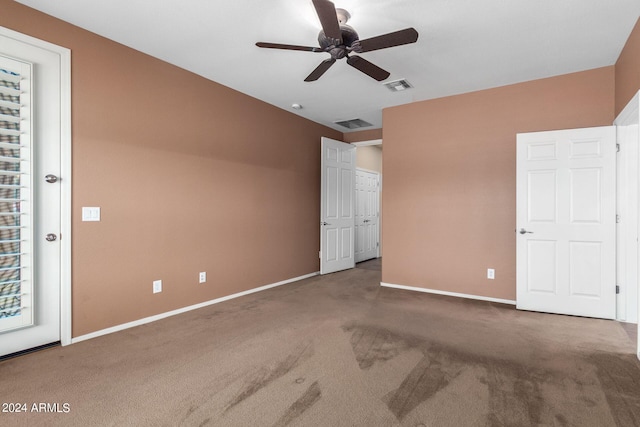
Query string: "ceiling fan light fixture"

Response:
xmin=384 ymin=79 xmax=413 ymax=92
xmin=335 ymin=8 xmax=351 ymax=24
xmin=255 ymin=0 xmax=419 ymax=82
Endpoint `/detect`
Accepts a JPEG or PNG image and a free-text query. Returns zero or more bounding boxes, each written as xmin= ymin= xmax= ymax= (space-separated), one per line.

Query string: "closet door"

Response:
xmin=516 ymin=126 xmax=616 ymax=319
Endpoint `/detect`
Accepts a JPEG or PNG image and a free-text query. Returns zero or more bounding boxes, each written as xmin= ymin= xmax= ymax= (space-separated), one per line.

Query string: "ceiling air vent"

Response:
xmin=383 ymin=79 xmax=413 ymax=92
xmin=334 ymin=118 xmax=373 ymax=129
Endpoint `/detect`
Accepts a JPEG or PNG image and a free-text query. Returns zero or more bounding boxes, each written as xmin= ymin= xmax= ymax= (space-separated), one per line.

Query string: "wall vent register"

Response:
xmin=383 ymin=79 xmax=413 ymax=92
xmin=335 ymin=118 xmax=373 ymax=129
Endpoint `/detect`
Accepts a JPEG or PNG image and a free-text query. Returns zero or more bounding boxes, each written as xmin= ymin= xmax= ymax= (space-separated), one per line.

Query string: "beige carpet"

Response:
xmin=1 ymin=260 xmax=639 ymax=426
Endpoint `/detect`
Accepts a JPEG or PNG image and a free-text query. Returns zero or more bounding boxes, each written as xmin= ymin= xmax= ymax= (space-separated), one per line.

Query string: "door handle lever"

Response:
xmin=518 ymin=228 xmax=533 ymax=234
xmin=321 ymin=221 xmax=330 ymax=226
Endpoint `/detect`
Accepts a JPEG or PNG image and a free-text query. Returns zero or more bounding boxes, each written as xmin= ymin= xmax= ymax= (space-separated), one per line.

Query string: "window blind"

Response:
xmin=0 ymin=60 xmax=33 ymax=332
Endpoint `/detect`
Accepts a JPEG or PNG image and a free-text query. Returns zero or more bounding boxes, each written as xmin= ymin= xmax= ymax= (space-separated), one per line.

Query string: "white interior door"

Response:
xmin=0 ymin=34 xmax=64 ymax=357
xmin=321 ymin=137 xmax=355 ymax=274
xmin=516 ymin=126 xmax=616 ymax=319
xmin=355 ymin=169 xmax=379 ymax=263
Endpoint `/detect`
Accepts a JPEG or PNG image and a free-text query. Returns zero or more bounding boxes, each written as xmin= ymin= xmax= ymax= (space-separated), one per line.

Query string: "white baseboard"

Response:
xmin=380 ymin=282 xmax=516 ymax=306
xmin=71 ymin=272 xmax=320 ymax=344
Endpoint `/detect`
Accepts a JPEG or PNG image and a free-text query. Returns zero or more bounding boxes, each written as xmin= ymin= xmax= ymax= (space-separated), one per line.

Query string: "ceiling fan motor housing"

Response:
xmin=255 ymin=0 xmax=418 ymax=82
xmin=318 ymin=25 xmax=361 ymax=59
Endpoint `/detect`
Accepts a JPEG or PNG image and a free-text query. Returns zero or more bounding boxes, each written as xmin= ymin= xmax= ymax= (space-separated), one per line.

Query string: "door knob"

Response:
xmin=518 ymin=228 xmax=533 ymax=235
xmin=321 ymin=222 xmax=330 ymax=226
xmin=45 ymin=233 xmax=57 ymax=242
xmin=45 ymin=174 xmax=58 ymax=183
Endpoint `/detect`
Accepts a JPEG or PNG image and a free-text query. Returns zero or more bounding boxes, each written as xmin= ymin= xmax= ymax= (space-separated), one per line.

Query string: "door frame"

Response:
xmin=615 ymin=100 xmax=639 ymax=324
xmin=613 ymin=90 xmax=640 ymax=360
xmin=355 ymin=167 xmax=381 ymax=261
xmin=351 ymin=139 xmax=382 ymax=147
xmin=352 ymin=138 xmax=382 ymax=260
xmin=0 ymin=26 xmax=72 ymax=346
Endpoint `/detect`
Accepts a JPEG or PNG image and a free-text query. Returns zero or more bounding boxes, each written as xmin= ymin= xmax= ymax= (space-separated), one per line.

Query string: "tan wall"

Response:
xmin=1 ymin=1 xmax=343 ymax=337
xmin=343 ymin=128 xmax=382 ymax=143
xmin=615 ymin=18 xmax=640 ymax=116
xmin=355 ymin=145 xmax=382 ymax=174
xmin=382 ymin=67 xmax=615 ymax=300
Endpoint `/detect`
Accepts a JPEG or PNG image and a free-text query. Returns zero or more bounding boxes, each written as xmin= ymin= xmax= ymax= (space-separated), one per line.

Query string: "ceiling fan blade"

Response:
xmin=346 ymin=56 xmax=390 ymax=81
xmin=312 ymin=0 xmax=342 ymax=43
xmin=305 ymin=58 xmax=336 ymax=82
xmin=358 ymin=28 xmax=419 ymax=53
xmin=256 ymin=42 xmax=323 ymax=52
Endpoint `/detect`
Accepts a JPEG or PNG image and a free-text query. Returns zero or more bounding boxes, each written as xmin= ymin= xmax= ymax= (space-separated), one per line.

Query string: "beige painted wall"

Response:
xmin=343 ymin=128 xmax=382 ymax=143
xmin=382 ymin=67 xmax=615 ymax=301
xmin=355 ymin=145 xmax=382 ymax=173
xmin=1 ymin=0 xmax=343 ymax=337
xmin=616 ymin=18 xmax=640 ymax=116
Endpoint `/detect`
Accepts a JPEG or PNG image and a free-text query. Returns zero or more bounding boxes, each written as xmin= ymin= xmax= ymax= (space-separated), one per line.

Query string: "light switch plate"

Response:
xmin=82 ymin=207 xmax=100 ymax=222
xmin=153 ymin=280 xmax=162 ymax=293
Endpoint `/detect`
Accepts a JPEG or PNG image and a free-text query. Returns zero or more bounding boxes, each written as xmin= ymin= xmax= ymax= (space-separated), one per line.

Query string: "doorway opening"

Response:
xmin=353 ymin=139 xmax=382 ymax=265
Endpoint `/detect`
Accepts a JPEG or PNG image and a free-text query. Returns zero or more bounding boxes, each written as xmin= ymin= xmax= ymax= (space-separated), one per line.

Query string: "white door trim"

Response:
xmin=351 ymin=139 xmax=382 ymax=147
xmin=0 ymin=26 xmax=72 ymax=346
xmin=615 ymin=123 xmax=638 ymax=323
xmin=613 ymin=90 xmax=640 ymax=361
xmin=355 ymin=167 xmax=380 ymax=262
xmin=614 ymin=92 xmax=639 ymax=325
xmin=615 ymin=92 xmax=640 ymax=126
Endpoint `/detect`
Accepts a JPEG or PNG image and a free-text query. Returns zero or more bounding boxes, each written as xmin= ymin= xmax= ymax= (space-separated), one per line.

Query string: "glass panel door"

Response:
xmin=0 ymin=57 xmax=33 ymax=332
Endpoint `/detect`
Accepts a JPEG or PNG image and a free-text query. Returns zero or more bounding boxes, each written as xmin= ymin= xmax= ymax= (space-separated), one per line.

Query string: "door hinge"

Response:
xmin=377 ymin=242 xmax=379 ymax=247
xmin=319 ymin=251 xmax=322 ymax=259
xmin=616 ymin=285 xmax=620 ymax=294
xmin=616 ymin=143 xmax=621 ymax=152
xmin=616 ymin=214 xmax=621 ymax=223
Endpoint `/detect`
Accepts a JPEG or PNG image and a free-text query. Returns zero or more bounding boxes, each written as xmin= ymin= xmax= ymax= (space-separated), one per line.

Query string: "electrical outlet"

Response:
xmin=199 ymin=272 xmax=206 ymax=283
xmin=487 ymin=269 xmax=495 ymax=280
xmin=153 ymin=280 xmax=162 ymax=293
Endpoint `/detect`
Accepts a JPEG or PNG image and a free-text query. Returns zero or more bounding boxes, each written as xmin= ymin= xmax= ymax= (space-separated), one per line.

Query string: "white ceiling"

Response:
xmin=15 ymin=0 xmax=640 ymax=132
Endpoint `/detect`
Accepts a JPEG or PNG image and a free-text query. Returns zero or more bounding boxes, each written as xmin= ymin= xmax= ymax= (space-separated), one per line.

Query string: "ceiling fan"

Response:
xmin=256 ymin=0 xmax=419 ymax=82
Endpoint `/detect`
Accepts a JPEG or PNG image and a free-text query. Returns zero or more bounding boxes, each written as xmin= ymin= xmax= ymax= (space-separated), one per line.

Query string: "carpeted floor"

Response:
xmin=356 ymin=258 xmax=382 ymax=271
xmin=1 ymin=260 xmax=639 ymax=426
